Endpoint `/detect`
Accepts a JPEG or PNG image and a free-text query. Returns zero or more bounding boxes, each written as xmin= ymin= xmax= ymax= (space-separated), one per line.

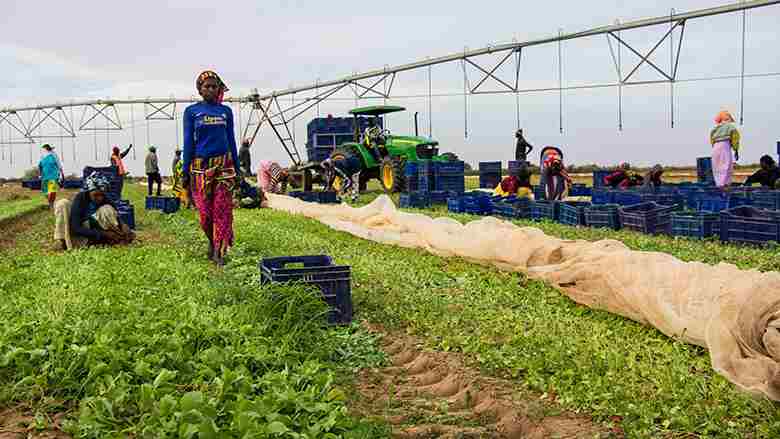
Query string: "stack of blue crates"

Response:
xmin=305 ymin=116 xmax=379 ymax=163
xmin=401 ymin=160 xmax=465 ymax=208
xmin=720 ymin=206 xmax=780 ymax=246
xmin=479 ymin=161 xmax=502 ymax=189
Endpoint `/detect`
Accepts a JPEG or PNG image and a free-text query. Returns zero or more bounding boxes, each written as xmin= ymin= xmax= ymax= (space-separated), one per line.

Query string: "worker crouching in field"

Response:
xmin=321 ymin=156 xmax=362 ymax=202
xmin=494 ymin=161 xmax=534 ymax=199
xmin=53 ymin=172 xmax=134 ymax=251
xmin=744 ymin=155 xmax=780 ymax=189
xmin=257 ymin=160 xmax=292 ymax=195
xmin=604 ymin=163 xmax=644 ymax=189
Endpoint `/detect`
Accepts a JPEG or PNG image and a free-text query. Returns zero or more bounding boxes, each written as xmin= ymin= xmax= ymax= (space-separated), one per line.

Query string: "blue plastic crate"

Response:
xmin=435 ymin=175 xmax=465 ymax=193
xmin=619 ymin=202 xmax=681 ymax=235
xmin=695 ymin=194 xmax=752 ymax=213
xmin=399 ymin=192 xmax=431 ymax=209
xmin=479 ymin=174 xmax=501 ymax=190
xmin=404 ymin=162 xmax=419 ymax=177
xmin=146 ymin=196 xmax=180 ymax=213
xmin=613 ymin=191 xmax=643 ymax=206
xmin=531 ymin=201 xmax=558 ymax=221
xmin=585 ymin=204 xmax=621 ymax=230
xmin=591 ymin=188 xmax=614 ymax=205
xmin=671 ymin=211 xmax=719 ymax=239
xmin=288 ymin=191 xmax=319 ymax=202
xmin=558 ymin=201 xmax=591 ymax=226
xmin=720 ymin=206 xmax=780 ymax=246
xmin=418 ymin=160 xmax=435 ymax=175
xmin=533 ymin=185 xmax=546 ymax=201
xmin=462 ymin=196 xmax=492 ymax=215
xmin=593 ymin=170 xmax=611 ymax=188
xmin=479 ymin=161 xmax=502 ymax=173
xmin=117 ymin=205 xmax=136 ymax=230
xmin=429 ymin=191 xmax=455 ymax=205
xmin=447 ymin=198 xmax=463 ymax=213
xmin=259 ymin=255 xmax=352 ymax=325
xmin=569 ymin=184 xmax=592 ymax=197
xmin=752 ymin=191 xmax=780 ymax=211
xmin=21 ymin=179 xmax=42 ymax=190
xmin=436 ymin=161 xmax=465 ymax=175
xmin=317 ymin=191 xmax=340 ymax=204
xmin=62 ymin=179 xmax=83 ymax=189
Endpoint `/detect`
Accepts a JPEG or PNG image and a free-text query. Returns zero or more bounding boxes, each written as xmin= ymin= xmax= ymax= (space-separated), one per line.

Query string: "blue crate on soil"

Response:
xmin=288 ymin=191 xmax=319 ymax=203
xmin=400 ymin=192 xmax=431 ymax=209
xmin=531 ymin=200 xmax=558 ymax=221
xmin=145 ymin=196 xmax=180 ymax=214
xmin=434 ymin=175 xmax=465 ymax=193
xmin=619 ymin=202 xmax=681 ymax=235
xmin=429 ymin=190 xmax=456 ymax=205
xmin=462 ymin=195 xmax=492 ymax=215
xmin=491 ymin=197 xmax=531 ymax=219
xmin=557 ymin=201 xmax=591 ymax=226
xmin=671 ymin=211 xmax=719 ymax=239
xmin=585 ymin=204 xmax=621 ymax=230
xmin=116 ymin=202 xmax=136 ymax=230
xmin=260 ymin=255 xmax=353 ymax=325
xmin=695 ymin=194 xmax=752 ymax=213
xmin=404 ymin=161 xmax=418 ymax=177
xmin=436 ymin=160 xmax=465 ymax=175
xmin=593 ymin=170 xmax=611 ymax=188
xmin=21 ymin=179 xmax=42 ymax=190
xmin=569 ymin=184 xmax=592 ymax=197
xmin=613 ymin=191 xmax=643 ymax=206
xmin=591 ymin=188 xmax=614 ymax=205
xmin=720 ymin=206 xmax=780 ymax=246
xmin=752 ymin=191 xmax=780 ymax=211
xmin=62 ymin=179 xmax=84 ymax=189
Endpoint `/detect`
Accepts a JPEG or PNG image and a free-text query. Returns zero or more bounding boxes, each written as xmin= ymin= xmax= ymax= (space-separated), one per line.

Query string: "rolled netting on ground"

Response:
xmin=267 ymin=194 xmax=780 ymax=401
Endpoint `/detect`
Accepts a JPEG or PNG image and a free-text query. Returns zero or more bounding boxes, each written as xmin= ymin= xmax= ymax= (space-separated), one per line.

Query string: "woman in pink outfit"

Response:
xmin=256 ymin=160 xmax=290 ymax=194
xmin=710 ymin=110 xmax=741 ymax=190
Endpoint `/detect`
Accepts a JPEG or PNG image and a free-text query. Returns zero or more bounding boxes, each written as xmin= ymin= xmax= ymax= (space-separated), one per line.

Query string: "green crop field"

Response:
xmin=1 ymin=184 xmax=779 ymax=438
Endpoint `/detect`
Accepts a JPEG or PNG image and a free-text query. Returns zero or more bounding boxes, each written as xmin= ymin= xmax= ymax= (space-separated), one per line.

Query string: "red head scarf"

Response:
xmin=196 ymin=71 xmax=229 ymax=104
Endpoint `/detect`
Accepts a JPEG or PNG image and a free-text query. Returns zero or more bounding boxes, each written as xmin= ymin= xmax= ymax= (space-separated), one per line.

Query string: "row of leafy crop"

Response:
xmin=0 ymin=197 xmax=46 ymax=223
xmin=0 ymin=187 xmax=389 ymax=438
xmin=233 ymin=205 xmax=780 ymax=438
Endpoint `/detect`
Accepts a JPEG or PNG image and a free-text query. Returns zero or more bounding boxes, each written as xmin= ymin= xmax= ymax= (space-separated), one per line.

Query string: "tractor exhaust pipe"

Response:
xmin=414 ymin=112 xmax=419 ymax=136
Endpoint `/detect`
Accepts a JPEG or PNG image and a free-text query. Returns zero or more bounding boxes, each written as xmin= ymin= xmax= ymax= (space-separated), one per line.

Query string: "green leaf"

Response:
xmin=266 ymin=421 xmax=289 ymax=435
xmin=180 ymin=391 xmax=204 ymax=412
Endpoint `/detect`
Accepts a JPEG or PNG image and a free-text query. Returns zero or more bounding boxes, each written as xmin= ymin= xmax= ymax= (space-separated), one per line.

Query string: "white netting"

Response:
xmin=268 ymin=194 xmax=780 ymax=400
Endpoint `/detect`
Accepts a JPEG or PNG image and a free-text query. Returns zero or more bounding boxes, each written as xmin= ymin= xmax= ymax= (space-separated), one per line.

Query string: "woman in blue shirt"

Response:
xmin=38 ymin=144 xmax=64 ymax=209
xmin=182 ymin=71 xmax=240 ymax=266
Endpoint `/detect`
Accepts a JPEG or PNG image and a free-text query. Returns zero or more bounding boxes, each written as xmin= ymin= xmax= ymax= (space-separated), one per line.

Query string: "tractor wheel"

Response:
xmin=379 ymin=156 xmax=406 ymax=194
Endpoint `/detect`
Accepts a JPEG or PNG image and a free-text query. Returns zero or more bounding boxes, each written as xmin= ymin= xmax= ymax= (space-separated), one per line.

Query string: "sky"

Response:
xmin=2 ymin=0 xmax=780 ymax=178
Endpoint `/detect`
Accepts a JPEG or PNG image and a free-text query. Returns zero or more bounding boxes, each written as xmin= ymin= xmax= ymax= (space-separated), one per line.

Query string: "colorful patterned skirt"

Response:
xmin=190 ymin=154 xmax=237 ymax=250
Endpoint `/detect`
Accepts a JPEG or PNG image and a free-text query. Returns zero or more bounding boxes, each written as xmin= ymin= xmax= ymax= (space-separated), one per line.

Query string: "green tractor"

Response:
xmin=328 ymin=105 xmax=455 ymax=193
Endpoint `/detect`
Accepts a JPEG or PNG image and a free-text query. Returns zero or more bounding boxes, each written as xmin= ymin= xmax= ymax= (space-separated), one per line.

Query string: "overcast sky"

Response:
xmin=2 ymin=0 xmax=780 ymax=178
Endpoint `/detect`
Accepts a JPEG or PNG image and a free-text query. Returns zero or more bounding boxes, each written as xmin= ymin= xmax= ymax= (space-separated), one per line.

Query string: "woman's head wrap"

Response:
xmin=42 ymin=143 xmax=53 ymax=151
xmin=715 ymin=110 xmax=735 ymax=124
xmin=84 ymin=171 xmax=111 ymax=193
xmin=196 ymin=70 xmax=229 ymax=103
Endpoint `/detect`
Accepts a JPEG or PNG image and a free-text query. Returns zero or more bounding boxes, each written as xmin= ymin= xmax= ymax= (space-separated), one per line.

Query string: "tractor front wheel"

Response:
xmin=379 ymin=157 xmax=406 ymax=193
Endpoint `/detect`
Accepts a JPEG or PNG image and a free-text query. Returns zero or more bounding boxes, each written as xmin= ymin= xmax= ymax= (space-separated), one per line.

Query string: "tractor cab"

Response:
xmin=348 ymin=105 xmax=405 ymax=154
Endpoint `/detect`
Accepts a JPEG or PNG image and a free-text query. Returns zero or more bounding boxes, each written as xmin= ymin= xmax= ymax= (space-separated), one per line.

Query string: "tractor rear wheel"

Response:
xmin=379 ymin=156 xmax=406 ymax=194
xmin=329 ymin=146 xmax=363 ymax=192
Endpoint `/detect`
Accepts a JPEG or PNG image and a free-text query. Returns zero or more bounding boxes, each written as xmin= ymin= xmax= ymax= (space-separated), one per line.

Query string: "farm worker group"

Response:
xmin=42 ymin=67 xmax=777 ymax=267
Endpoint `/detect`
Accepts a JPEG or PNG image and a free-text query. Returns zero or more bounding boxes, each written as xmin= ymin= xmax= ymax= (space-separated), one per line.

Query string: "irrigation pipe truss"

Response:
xmin=0 ymin=0 xmax=778 ymax=166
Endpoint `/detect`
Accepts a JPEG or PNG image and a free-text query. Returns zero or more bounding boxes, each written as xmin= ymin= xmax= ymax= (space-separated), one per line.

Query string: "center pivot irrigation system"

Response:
xmin=1 ymin=0 xmax=779 ymax=168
